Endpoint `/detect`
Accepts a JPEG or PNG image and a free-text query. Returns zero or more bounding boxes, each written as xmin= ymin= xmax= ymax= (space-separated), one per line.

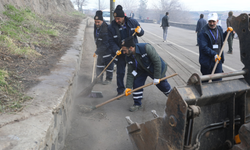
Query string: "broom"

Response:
xmin=80 ymin=73 xmax=178 ymax=113
xmin=78 ymin=32 xmax=137 ymax=97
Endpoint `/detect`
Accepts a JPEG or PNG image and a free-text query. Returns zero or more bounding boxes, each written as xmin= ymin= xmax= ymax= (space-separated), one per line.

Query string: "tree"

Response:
xmin=137 ymin=0 xmax=148 ymax=20
xmin=153 ymin=0 xmax=192 ymax=23
xmin=121 ymin=0 xmax=138 ymax=14
xmin=94 ymin=0 xmax=108 ymax=10
xmin=72 ymin=0 xmax=88 ymax=12
xmin=154 ymin=0 xmax=181 ymax=14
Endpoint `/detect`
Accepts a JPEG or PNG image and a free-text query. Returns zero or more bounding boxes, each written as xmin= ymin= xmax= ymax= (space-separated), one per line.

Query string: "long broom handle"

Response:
xmin=97 ymin=32 xmax=137 ymax=79
xmin=94 ymin=73 xmax=178 ymax=109
xmin=209 ymin=30 xmax=231 ymax=82
xmin=91 ymin=56 xmax=97 ymax=82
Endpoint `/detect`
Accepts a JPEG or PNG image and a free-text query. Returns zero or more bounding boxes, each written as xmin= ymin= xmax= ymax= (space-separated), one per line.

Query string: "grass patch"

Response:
xmin=0 ymin=5 xmax=83 ymax=113
xmin=0 ymin=69 xmax=8 ymax=89
xmin=0 ymin=4 xmax=65 ymax=58
xmin=0 ymin=70 xmax=33 ymax=113
xmin=0 ymin=5 xmax=69 ymax=113
xmin=67 ymin=11 xmax=85 ymax=18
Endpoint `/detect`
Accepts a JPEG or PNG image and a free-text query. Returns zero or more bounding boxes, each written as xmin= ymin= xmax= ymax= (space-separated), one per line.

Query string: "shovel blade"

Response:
xmin=88 ymin=91 xmax=103 ymax=98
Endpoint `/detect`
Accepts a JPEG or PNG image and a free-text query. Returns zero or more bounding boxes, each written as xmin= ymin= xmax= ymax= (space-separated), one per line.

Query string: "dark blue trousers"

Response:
xmin=133 ymin=71 xmax=172 ymax=106
xmin=116 ymin=54 xmax=126 ymax=94
xmin=201 ymin=61 xmax=223 ymax=83
xmin=96 ymin=54 xmax=114 ymax=81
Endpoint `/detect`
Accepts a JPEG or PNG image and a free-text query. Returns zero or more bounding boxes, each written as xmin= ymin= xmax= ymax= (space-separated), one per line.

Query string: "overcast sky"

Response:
xmin=83 ymin=0 xmax=249 ymax=11
xmin=178 ymin=0 xmax=250 ymax=11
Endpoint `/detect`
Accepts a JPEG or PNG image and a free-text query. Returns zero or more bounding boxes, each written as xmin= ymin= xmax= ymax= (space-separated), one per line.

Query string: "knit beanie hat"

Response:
xmin=94 ymin=10 xmax=103 ymax=21
xmin=122 ymin=36 xmax=135 ymax=47
xmin=113 ymin=5 xmax=125 ymax=17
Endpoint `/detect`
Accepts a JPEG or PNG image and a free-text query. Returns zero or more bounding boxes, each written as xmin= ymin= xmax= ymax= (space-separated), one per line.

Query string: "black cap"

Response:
xmin=122 ymin=36 xmax=135 ymax=47
xmin=94 ymin=10 xmax=103 ymax=21
xmin=113 ymin=5 xmax=125 ymax=17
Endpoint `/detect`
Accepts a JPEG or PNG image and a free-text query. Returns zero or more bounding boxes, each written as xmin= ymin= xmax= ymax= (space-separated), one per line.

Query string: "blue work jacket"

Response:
xmin=198 ymin=25 xmax=227 ymax=69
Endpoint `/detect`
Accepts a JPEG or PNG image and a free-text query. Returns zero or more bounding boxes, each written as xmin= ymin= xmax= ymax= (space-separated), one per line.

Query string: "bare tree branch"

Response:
xmin=71 ymin=0 xmax=88 ymax=11
xmin=137 ymin=0 xmax=148 ymax=20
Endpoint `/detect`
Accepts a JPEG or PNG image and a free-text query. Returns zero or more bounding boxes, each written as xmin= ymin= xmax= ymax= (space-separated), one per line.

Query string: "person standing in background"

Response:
xmin=226 ymin=11 xmax=235 ymax=54
xmin=130 ymin=11 xmax=134 ymax=19
xmin=195 ymin=14 xmax=207 ymax=46
xmin=161 ymin=12 xmax=169 ymax=42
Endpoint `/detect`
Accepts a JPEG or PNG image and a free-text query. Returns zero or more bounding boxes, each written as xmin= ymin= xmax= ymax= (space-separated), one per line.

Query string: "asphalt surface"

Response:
xmin=63 ymin=21 xmax=243 ymax=150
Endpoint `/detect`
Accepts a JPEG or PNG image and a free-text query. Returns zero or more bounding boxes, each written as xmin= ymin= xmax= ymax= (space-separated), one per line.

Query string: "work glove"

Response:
xmin=153 ymin=79 xmax=160 ymax=85
xmin=125 ymin=88 xmax=131 ymax=96
xmin=227 ymin=27 xmax=233 ymax=32
xmin=214 ymin=54 xmax=221 ymax=62
xmin=93 ymin=53 xmax=97 ymax=57
xmin=135 ymin=26 xmax=141 ymax=33
xmin=116 ymin=50 xmax=122 ymax=56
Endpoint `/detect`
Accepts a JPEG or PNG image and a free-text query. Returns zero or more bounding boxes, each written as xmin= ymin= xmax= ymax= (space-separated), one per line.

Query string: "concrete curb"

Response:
xmin=0 ymin=17 xmax=89 ymax=150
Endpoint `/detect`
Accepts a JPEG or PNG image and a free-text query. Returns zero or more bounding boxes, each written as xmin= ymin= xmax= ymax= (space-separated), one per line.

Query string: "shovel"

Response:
xmin=209 ymin=30 xmax=231 ymax=82
xmin=78 ymin=31 xmax=137 ymax=97
xmin=88 ymin=56 xmax=103 ymax=98
xmin=81 ymin=73 xmax=178 ymax=112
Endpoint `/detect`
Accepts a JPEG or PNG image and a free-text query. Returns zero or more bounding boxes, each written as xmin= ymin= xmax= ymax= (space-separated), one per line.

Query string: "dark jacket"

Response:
xmin=108 ymin=16 xmax=144 ymax=55
xmin=161 ymin=15 xmax=169 ymax=27
xmin=198 ymin=24 xmax=227 ymax=69
xmin=94 ymin=21 xmax=111 ymax=55
xmin=126 ymin=43 xmax=168 ymax=88
xmin=196 ymin=18 xmax=207 ymax=32
xmin=130 ymin=13 xmax=134 ymax=19
xmin=226 ymin=16 xmax=233 ymax=27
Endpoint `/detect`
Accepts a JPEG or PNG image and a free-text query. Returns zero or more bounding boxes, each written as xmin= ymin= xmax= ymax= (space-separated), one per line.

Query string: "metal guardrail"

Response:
xmin=169 ymin=21 xmax=196 ymax=30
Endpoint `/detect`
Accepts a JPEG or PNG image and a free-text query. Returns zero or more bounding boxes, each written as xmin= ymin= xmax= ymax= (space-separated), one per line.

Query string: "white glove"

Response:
xmin=153 ymin=79 xmax=160 ymax=85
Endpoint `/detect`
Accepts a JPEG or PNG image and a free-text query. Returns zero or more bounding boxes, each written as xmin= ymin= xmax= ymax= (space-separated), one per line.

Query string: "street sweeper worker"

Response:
xmin=93 ymin=10 xmax=114 ymax=85
xmin=198 ymin=12 xmax=233 ymax=82
xmin=121 ymin=36 xmax=172 ymax=112
xmin=108 ymin=5 xmax=144 ymax=97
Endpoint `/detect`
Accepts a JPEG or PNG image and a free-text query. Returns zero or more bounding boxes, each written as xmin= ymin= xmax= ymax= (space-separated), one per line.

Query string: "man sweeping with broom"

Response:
xmin=93 ymin=10 xmax=114 ymax=85
xmin=121 ymin=36 xmax=172 ymax=112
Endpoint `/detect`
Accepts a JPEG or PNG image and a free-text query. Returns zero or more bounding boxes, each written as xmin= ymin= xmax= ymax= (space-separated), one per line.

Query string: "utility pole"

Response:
xmin=110 ymin=0 xmax=115 ymax=22
xmin=99 ymin=0 xmax=100 ymax=10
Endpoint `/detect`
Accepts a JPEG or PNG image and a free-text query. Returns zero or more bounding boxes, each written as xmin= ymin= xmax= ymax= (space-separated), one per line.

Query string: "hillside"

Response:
xmin=0 ymin=0 xmax=74 ymax=14
xmin=0 ymin=1 xmax=85 ymax=113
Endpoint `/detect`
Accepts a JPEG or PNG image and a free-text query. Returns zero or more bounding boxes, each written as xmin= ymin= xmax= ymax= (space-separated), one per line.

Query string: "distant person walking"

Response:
xmin=195 ymin=14 xmax=207 ymax=46
xmin=130 ymin=11 xmax=134 ymax=19
xmin=161 ymin=12 xmax=169 ymax=42
xmin=226 ymin=11 xmax=235 ymax=54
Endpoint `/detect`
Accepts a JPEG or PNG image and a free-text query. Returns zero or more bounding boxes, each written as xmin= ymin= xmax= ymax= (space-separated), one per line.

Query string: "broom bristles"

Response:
xmin=77 ymin=78 xmax=98 ymax=97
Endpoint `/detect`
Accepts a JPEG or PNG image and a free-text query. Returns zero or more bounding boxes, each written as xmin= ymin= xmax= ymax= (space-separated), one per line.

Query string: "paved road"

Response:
xmin=139 ymin=22 xmax=243 ymax=83
xmin=63 ymin=21 xmax=244 ymax=150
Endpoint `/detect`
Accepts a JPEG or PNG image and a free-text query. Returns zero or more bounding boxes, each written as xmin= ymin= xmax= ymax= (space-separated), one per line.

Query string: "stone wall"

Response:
xmin=0 ymin=18 xmax=89 ymax=150
xmin=38 ymin=18 xmax=89 ymax=150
